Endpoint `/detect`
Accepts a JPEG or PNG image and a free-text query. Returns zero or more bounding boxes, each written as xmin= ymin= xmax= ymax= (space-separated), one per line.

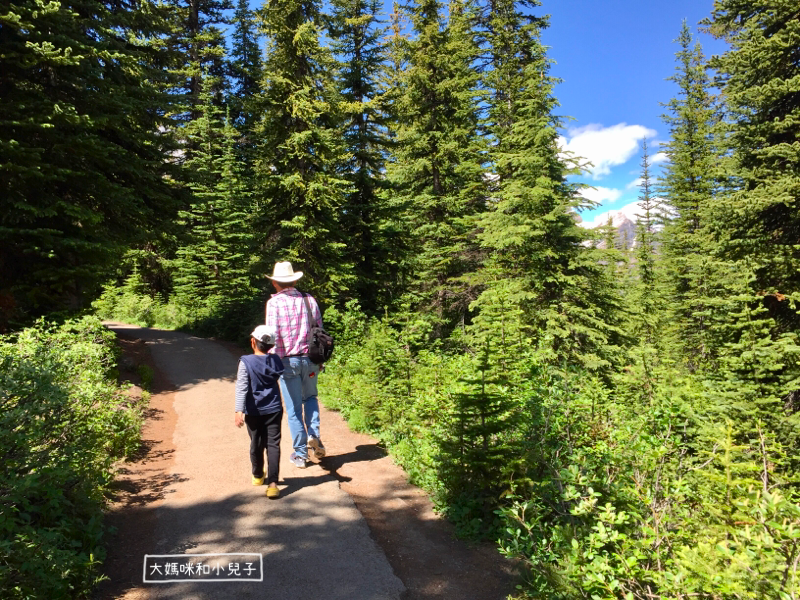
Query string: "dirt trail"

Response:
xmin=98 ymin=323 xmax=517 ymax=600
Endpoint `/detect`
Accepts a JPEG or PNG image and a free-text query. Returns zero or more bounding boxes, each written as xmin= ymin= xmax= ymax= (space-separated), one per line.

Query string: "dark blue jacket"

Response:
xmin=239 ymin=354 xmax=284 ymax=415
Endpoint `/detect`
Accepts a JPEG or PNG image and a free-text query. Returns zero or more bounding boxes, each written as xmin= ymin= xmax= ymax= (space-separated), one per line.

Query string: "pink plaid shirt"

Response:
xmin=265 ymin=287 xmax=323 ymax=358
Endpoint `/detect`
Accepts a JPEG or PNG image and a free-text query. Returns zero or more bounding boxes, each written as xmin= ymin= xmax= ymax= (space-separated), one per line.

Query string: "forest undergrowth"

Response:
xmin=0 ymin=318 xmax=145 ymax=599
xmin=319 ymin=304 xmax=800 ymax=599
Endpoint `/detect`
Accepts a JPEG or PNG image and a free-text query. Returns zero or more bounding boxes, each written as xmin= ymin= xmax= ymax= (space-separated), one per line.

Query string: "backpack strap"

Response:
xmin=301 ymin=292 xmax=319 ymax=328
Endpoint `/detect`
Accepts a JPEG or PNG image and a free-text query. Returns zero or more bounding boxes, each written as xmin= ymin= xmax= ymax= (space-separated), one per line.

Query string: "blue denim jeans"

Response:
xmin=279 ymin=357 xmax=320 ymax=460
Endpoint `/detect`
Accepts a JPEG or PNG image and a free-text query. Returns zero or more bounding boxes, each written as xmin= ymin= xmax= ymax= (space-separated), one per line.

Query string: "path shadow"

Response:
xmin=127 ymin=436 xmax=175 ymax=462
xmin=339 ymin=475 xmax=522 ymax=600
xmin=107 ymin=471 xmax=188 ymax=505
xmin=317 ymin=443 xmax=387 ymax=483
xmin=96 ymin=491 xmax=405 ymax=600
xmin=277 ymin=473 xmax=336 ymax=497
xmin=275 ymin=445 xmax=385 ymax=496
xmin=143 ymin=405 xmax=166 ymax=421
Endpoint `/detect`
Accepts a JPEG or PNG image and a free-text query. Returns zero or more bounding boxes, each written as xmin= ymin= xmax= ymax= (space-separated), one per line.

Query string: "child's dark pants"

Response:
xmin=245 ymin=411 xmax=282 ymax=484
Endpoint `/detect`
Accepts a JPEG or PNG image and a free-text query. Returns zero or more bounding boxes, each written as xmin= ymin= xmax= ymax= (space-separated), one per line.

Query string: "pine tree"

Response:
xmin=658 ymin=22 xmax=718 ymax=371
xmin=439 ymin=341 xmax=519 ymax=522
xmin=702 ymin=0 xmax=800 ymax=444
xmin=174 ymin=79 xmax=255 ymax=312
xmin=327 ymin=0 xmax=400 ymax=313
xmin=474 ymin=0 xmax=545 ymax=150
xmin=167 ymin=0 xmax=231 ymax=119
xmin=229 ymin=0 xmax=263 ymax=131
xmin=633 ymin=139 xmax=659 ymax=321
xmin=388 ymin=0 xmax=487 ymax=336
xmin=0 ymin=0 xmax=180 ymax=325
xmin=705 ymin=1 xmax=800 ymax=309
xmin=253 ymin=0 xmax=353 ymax=302
xmin=476 ymin=36 xmax=625 ymax=373
xmin=626 ymin=139 xmax=669 ymax=408
xmin=380 ymin=2 xmax=409 ymax=138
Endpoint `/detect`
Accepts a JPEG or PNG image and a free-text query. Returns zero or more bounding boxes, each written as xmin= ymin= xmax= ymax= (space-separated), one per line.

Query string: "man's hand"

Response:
xmin=235 ymin=412 xmax=245 ymax=428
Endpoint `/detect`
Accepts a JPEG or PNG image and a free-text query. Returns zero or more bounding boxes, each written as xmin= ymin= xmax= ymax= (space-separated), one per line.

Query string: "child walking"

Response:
xmin=235 ymin=325 xmax=284 ymax=499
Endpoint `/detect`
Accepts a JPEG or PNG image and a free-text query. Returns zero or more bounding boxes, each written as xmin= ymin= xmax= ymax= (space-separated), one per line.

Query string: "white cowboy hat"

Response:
xmin=267 ymin=261 xmax=303 ymax=283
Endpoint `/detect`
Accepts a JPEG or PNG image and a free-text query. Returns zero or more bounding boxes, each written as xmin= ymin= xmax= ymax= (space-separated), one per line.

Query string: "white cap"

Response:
xmin=251 ymin=325 xmax=277 ymax=345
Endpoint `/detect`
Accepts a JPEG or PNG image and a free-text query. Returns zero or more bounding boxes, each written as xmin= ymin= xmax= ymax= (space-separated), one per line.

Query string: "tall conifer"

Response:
xmin=328 ymin=0 xmax=400 ymax=313
xmin=254 ymin=0 xmax=353 ymax=302
xmin=167 ymin=0 xmax=231 ymax=118
xmin=658 ymin=22 xmax=718 ymax=371
xmin=703 ymin=0 xmax=800 ymax=444
xmin=174 ymin=82 xmax=253 ymax=308
xmin=633 ymin=139 xmax=659 ymax=309
xmin=0 ymin=0 xmax=179 ymax=324
xmin=476 ymin=34 xmax=624 ymax=373
xmin=474 ymin=0 xmax=544 ymax=151
xmin=388 ymin=0 xmax=487 ymax=336
xmin=228 ymin=0 xmax=263 ymax=165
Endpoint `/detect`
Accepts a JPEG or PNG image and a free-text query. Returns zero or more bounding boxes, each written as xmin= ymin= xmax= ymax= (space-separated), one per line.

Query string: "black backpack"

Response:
xmin=302 ymin=293 xmax=334 ymax=365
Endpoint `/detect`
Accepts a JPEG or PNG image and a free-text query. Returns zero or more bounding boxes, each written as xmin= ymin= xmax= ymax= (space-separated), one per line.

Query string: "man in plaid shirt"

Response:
xmin=265 ymin=261 xmax=326 ymax=468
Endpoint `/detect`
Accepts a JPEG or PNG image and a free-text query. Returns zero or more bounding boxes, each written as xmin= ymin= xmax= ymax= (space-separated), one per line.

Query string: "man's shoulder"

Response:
xmin=268 ymin=288 xmax=304 ymax=302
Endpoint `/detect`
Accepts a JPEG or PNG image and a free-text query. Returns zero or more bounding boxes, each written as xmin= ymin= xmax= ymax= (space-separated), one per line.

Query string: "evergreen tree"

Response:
xmin=597 ymin=215 xmax=629 ymax=295
xmin=327 ymin=0 xmax=400 ymax=313
xmin=174 ymin=81 xmax=254 ymax=310
xmin=253 ymin=0 xmax=353 ymax=302
xmin=703 ymin=0 xmax=800 ymax=442
xmin=229 ymin=0 xmax=263 ymax=117
xmin=658 ymin=22 xmax=718 ymax=371
xmin=388 ymin=0 xmax=487 ymax=336
xmin=439 ymin=341 xmax=519 ymax=521
xmin=0 ymin=0 xmax=180 ymax=326
xmin=633 ymin=139 xmax=659 ymax=321
xmin=380 ymin=2 xmax=409 ymax=138
xmin=167 ymin=0 xmax=231 ymax=118
xmin=228 ymin=0 xmax=263 ymax=147
xmin=476 ymin=35 xmax=625 ymax=373
xmin=627 ymin=139 xmax=668 ymax=407
xmin=474 ymin=0 xmax=545 ymax=150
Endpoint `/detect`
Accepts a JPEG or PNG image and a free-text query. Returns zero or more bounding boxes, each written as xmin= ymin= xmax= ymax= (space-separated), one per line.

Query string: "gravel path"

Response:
xmin=102 ymin=323 xmax=405 ymax=600
xmin=98 ymin=322 xmax=518 ymax=600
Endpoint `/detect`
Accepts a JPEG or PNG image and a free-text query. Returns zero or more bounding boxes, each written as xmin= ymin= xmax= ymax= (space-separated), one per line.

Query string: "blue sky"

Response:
xmin=539 ymin=0 xmax=728 ymax=226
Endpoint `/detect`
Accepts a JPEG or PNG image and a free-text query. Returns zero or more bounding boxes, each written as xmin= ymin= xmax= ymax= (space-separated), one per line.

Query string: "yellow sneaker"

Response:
xmin=251 ymin=474 xmax=265 ymax=486
xmin=266 ymin=485 xmax=280 ymax=499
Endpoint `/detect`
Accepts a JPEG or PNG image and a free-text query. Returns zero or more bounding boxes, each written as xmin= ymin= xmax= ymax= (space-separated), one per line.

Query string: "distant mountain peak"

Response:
xmin=593 ymin=212 xmax=637 ymax=249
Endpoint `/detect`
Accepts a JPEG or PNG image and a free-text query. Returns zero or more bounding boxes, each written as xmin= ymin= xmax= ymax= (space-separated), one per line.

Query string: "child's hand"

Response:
xmin=235 ymin=412 xmax=245 ymax=428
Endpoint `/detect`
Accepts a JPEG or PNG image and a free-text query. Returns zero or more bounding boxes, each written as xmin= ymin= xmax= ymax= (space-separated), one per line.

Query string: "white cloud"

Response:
xmin=626 ymin=178 xmax=643 ymax=190
xmin=651 ymin=152 xmax=669 ymax=164
xmin=578 ymin=186 xmax=623 ymax=205
xmin=560 ymin=123 xmax=656 ymax=180
xmin=578 ymin=200 xmax=644 ymax=229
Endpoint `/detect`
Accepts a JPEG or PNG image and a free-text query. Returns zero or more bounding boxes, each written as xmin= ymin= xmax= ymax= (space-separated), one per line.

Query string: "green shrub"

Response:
xmin=93 ymin=274 xmax=264 ymax=342
xmin=137 ymin=364 xmax=154 ymax=391
xmin=321 ymin=304 xmax=800 ymax=598
xmin=0 ymin=317 xmax=143 ymax=599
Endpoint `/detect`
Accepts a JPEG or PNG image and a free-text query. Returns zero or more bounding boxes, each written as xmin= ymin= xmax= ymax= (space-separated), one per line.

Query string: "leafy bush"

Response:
xmin=320 ymin=303 xmax=459 ymax=496
xmin=495 ymin=362 xmax=800 ymax=600
xmin=321 ymin=304 xmax=800 ymax=599
xmin=0 ymin=317 xmax=143 ymax=599
xmin=93 ymin=269 xmax=264 ymax=342
xmin=137 ymin=364 xmax=154 ymax=391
